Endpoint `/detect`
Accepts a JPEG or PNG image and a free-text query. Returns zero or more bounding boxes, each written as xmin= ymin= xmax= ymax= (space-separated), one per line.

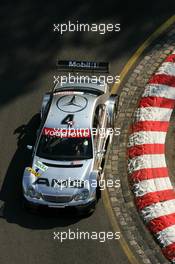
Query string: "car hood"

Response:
xmin=30 ymin=156 xmax=94 ymax=195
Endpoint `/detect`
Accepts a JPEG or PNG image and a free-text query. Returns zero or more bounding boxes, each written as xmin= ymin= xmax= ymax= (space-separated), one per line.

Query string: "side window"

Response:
xmin=93 ymin=105 xmax=106 ymax=149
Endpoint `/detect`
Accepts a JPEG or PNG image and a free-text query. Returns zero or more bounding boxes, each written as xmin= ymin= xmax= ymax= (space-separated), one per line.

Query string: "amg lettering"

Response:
xmin=33 ymin=178 xmax=50 ymax=186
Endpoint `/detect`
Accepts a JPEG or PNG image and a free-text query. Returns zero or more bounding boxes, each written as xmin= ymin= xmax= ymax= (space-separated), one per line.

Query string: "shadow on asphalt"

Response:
xmin=0 ymin=113 xmax=90 ymax=229
xmin=0 ymin=0 xmax=174 ymax=106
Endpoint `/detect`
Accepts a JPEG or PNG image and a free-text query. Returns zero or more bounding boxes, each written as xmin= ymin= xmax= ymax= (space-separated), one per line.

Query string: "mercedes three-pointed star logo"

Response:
xmin=56 ymin=95 xmax=88 ymax=113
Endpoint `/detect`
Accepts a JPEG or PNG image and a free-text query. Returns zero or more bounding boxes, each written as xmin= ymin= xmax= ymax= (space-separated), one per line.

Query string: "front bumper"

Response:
xmin=23 ymin=194 xmax=96 ymax=210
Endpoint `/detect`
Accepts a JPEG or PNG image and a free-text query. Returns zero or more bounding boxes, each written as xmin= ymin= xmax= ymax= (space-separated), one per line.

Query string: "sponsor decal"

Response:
xmin=69 ymin=61 xmax=97 ymax=69
xmin=53 ymin=91 xmax=83 ymax=95
xmin=35 ymin=161 xmax=48 ymax=172
xmin=42 ymin=128 xmax=91 ymax=138
xmin=27 ymin=167 xmax=41 ymax=177
xmin=33 ymin=177 xmax=120 ymax=190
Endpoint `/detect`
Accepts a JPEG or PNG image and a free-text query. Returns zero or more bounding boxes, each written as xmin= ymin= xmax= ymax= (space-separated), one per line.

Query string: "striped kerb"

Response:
xmin=128 ymin=51 xmax=175 ymax=262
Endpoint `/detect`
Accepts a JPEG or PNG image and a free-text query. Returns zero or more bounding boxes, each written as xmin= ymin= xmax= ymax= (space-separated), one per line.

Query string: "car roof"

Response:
xmin=44 ymin=91 xmax=98 ymax=129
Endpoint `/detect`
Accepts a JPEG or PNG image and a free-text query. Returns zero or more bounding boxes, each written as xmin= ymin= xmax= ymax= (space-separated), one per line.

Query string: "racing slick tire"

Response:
xmin=76 ymin=195 xmax=97 ymax=216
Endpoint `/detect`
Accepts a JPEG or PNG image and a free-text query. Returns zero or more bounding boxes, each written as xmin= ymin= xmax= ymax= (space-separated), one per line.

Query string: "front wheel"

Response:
xmin=76 ymin=196 xmax=97 ymax=216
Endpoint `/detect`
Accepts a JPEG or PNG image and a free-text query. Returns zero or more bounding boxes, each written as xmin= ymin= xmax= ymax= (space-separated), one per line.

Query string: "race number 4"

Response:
xmin=61 ymin=114 xmax=74 ymax=126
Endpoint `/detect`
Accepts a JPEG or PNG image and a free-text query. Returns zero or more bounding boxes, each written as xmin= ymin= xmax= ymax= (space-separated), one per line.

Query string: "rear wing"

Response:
xmin=56 ymin=60 xmax=109 ymax=73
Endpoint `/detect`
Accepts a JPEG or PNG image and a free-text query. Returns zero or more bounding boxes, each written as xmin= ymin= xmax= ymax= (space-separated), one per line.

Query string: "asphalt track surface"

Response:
xmin=0 ymin=1 xmax=175 ymax=264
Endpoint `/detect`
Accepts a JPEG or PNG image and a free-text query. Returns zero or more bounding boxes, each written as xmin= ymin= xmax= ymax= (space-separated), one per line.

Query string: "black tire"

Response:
xmin=76 ymin=195 xmax=97 ymax=217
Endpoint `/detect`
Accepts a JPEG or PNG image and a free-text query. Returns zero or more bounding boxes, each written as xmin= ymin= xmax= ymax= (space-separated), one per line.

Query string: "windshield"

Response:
xmin=36 ymin=135 xmax=93 ymax=160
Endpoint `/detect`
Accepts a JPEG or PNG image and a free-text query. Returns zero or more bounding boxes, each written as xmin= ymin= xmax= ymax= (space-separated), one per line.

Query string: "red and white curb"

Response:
xmin=128 ymin=51 xmax=175 ymax=262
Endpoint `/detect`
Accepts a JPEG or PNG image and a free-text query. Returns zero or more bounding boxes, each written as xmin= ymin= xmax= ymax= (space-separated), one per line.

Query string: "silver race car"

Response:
xmin=22 ymin=60 xmax=118 ymax=215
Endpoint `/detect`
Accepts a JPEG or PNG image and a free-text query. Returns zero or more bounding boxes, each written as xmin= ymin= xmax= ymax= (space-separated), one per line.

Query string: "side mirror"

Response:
xmin=26 ymin=145 xmax=33 ymax=150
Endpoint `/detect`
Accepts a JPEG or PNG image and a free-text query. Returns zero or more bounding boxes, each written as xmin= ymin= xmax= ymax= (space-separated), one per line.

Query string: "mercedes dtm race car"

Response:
xmin=22 ymin=60 xmax=118 ymax=214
